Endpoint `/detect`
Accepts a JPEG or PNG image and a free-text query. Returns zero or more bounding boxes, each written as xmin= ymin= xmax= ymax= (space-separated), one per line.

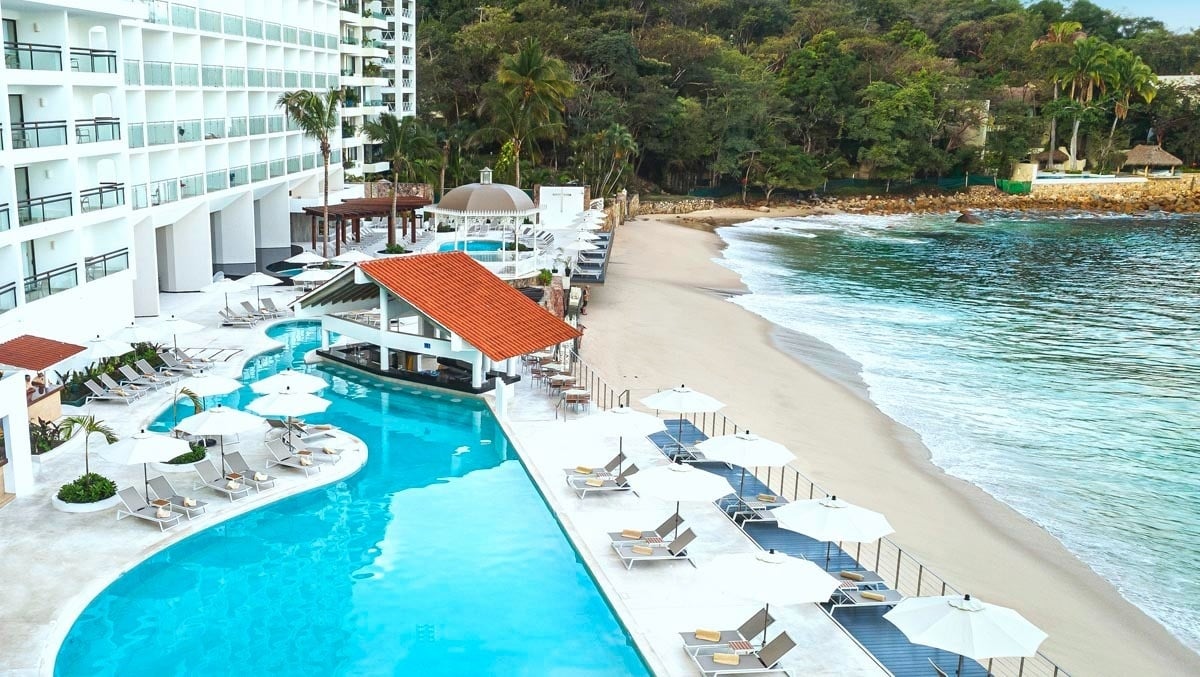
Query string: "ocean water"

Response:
xmin=717 ymin=212 xmax=1200 ymax=652
xmin=55 ymin=321 xmax=649 ymax=676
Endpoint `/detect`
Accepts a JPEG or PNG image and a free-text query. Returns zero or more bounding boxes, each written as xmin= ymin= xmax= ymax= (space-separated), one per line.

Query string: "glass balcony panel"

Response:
xmin=249 ymin=116 xmax=266 ymax=135
xmin=24 ymin=265 xmax=78 ymax=302
xmin=206 ymin=170 xmax=228 ymax=192
xmin=204 ymin=119 xmax=224 ymax=139
xmin=287 ymin=156 xmax=300 ymax=173
xmin=246 ymin=19 xmax=264 ymax=39
xmin=174 ymin=63 xmax=199 ymax=87
xmin=300 ymin=72 xmax=313 ymax=88
xmin=4 ymin=41 xmax=63 ymax=70
xmin=283 ymin=26 xmax=297 ymax=44
xmin=146 ymin=121 xmax=175 ymax=146
xmin=79 ymin=183 xmax=125 ymax=213
xmin=17 ymin=193 xmax=73 ymax=226
xmin=229 ymin=166 xmax=249 ymax=187
xmin=125 ymin=59 xmax=141 ymax=85
xmin=223 ymin=16 xmax=244 ymax=36
xmin=179 ymin=173 xmax=204 ymax=198
xmin=247 ymin=68 xmax=264 ymax=87
xmin=284 ymin=71 xmax=297 ymax=88
xmin=171 ymin=4 xmax=197 ymax=28
xmin=202 ymin=65 xmax=223 ymax=87
xmin=143 ymin=61 xmax=172 ymax=86
xmin=199 ymin=10 xmax=221 ymax=32
xmin=251 ymin=162 xmax=267 ymax=181
xmin=300 ymin=30 xmax=313 ymax=47
xmin=150 ymin=180 xmax=179 ymax=205
xmin=85 ymin=248 xmax=129 ymax=282
xmin=227 ymin=117 xmax=247 ymax=137
xmin=132 ymin=185 xmax=148 ymax=210
xmin=269 ymin=159 xmax=285 ymax=177
xmin=225 ymin=67 xmax=244 ymax=87
xmin=75 ymin=118 xmax=121 ymax=144
xmin=265 ymin=23 xmax=281 ymax=42
xmin=145 ymin=0 xmax=169 ymax=25
xmin=11 ymin=121 xmax=68 ymax=149
xmin=266 ymin=70 xmax=282 ymax=87
xmin=268 ymin=115 xmax=284 ymax=133
xmin=0 ymin=204 xmax=10 ymax=232
xmin=176 ymin=119 xmax=201 ymax=142
xmin=70 ymin=48 xmax=117 ymax=74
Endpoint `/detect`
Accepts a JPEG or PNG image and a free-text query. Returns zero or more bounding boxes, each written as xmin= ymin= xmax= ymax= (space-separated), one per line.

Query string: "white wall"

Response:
xmin=539 ymin=186 xmax=586 ymax=228
xmin=131 ymin=215 xmax=160 ymax=316
xmin=210 ymin=192 xmax=255 ymax=275
xmin=0 ymin=373 xmax=33 ymax=496
xmin=156 ymin=206 xmax=213 ymax=291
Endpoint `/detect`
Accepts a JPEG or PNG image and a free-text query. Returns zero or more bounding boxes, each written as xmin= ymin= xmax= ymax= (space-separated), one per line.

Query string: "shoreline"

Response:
xmin=581 ymin=211 xmax=1200 ymax=676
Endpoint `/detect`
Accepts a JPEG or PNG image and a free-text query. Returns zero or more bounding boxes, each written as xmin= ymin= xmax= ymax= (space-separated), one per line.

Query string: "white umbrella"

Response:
xmin=561 ymin=240 xmax=598 ymax=252
xmin=202 ymin=276 xmax=247 ymax=309
xmin=101 ymin=430 xmax=191 ymax=498
xmin=771 ymin=495 xmax=895 ymax=569
xmin=240 ymin=272 xmax=283 ymax=306
xmin=696 ymin=430 xmax=795 ymax=498
xmin=884 ymin=594 xmax=1048 ymax=676
xmin=285 ymin=251 xmax=327 ymax=265
xmin=292 ymin=268 xmax=338 ymax=284
xmin=700 ymin=550 xmax=841 ymax=644
xmin=251 ymin=369 xmax=327 ymax=395
xmin=110 ymin=321 xmax=166 ymax=344
xmin=175 ymin=406 xmax=264 ymax=473
xmin=246 ymin=388 xmax=330 ymax=418
xmin=86 ymin=334 xmax=133 ymax=360
xmin=563 ymin=406 xmax=666 ymax=473
xmin=626 ymin=462 xmax=733 ymax=539
xmin=154 ymin=315 xmax=204 ymax=351
xmin=332 ymin=250 xmax=375 ymax=263
xmin=175 ymin=373 xmax=242 ymax=400
xmin=641 ymin=385 xmax=725 ymax=457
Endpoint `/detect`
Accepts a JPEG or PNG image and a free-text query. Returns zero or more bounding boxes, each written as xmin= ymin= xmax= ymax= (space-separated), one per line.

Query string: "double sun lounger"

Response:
xmin=612 ymin=528 xmax=696 ymax=569
xmin=690 ymin=631 xmax=797 ymax=677
xmin=116 ymin=487 xmax=182 ymax=531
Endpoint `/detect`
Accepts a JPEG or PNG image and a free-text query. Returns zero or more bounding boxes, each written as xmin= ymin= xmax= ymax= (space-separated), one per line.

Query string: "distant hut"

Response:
xmin=1122 ymin=144 xmax=1183 ymax=177
xmin=1032 ymin=148 xmax=1071 ymax=170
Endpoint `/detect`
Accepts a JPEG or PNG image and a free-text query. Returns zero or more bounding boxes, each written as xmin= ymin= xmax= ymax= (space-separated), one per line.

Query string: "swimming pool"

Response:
xmin=55 ymin=321 xmax=649 ymax=675
xmin=437 ymin=239 xmax=505 ymax=252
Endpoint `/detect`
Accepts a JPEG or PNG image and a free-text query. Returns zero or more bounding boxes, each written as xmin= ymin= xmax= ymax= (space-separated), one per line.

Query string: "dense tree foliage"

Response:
xmin=413 ymin=0 xmax=1200 ymax=195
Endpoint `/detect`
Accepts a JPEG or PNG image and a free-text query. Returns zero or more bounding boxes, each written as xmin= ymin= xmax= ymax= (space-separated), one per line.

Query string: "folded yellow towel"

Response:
xmin=183 ymin=497 xmax=196 ymax=508
xmin=254 ymin=472 xmax=267 ymax=482
xmin=630 ymin=545 xmax=654 ymax=556
xmin=860 ymin=591 xmax=888 ymax=602
xmin=114 ymin=388 xmax=129 ymax=396
xmin=574 ymin=465 xmax=593 ymax=474
xmin=840 ymin=570 xmax=865 ymax=581
xmin=757 ymin=493 xmax=777 ymax=503
xmin=299 ymin=457 xmax=313 ymax=466
xmin=712 ymin=653 xmax=740 ymax=666
xmin=621 ymin=528 xmax=643 ymax=539
xmin=226 ymin=480 xmax=241 ymax=490
xmin=155 ymin=507 xmax=171 ymax=519
xmin=585 ymin=478 xmax=604 ymax=487
xmin=323 ymin=447 xmax=340 ymax=455
xmin=694 ymin=628 xmax=721 ymax=642
xmin=312 ymin=424 xmax=333 ymax=430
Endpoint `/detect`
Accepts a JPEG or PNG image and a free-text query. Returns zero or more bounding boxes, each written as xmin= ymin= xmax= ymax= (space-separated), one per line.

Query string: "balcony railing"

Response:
xmin=251 ymin=162 xmax=268 ymax=182
xmin=80 ymin=183 xmax=125 ymax=213
xmin=125 ymin=59 xmax=141 ymax=85
xmin=145 ymin=0 xmax=169 ymax=24
xmin=268 ymin=115 xmax=284 ymax=133
xmin=229 ymin=166 xmax=249 ymax=187
xmin=223 ymin=15 xmax=244 ymax=36
xmin=227 ymin=117 xmax=247 ymax=137
xmin=4 ymin=41 xmax=62 ymax=71
xmin=24 ymin=264 xmax=78 ymax=302
xmin=199 ymin=9 xmax=221 ymax=32
xmin=284 ymin=71 xmax=297 ymax=87
xmin=179 ymin=173 xmax=204 ymax=199
xmin=18 ymin=193 xmax=73 ymax=225
xmin=69 ymin=47 xmax=117 ymax=74
xmin=151 ymin=180 xmax=179 ymax=206
xmin=266 ymin=69 xmax=282 ymax=87
xmin=270 ymin=159 xmax=285 ymax=177
xmin=146 ymin=121 xmax=175 ymax=146
xmin=171 ymin=3 xmax=196 ymax=28
xmin=0 ymin=282 xmax=15 ymax=314
xmin=246 ymin=19 xmax=264 ymax=39
xmin=177 ymin=119 xmax=201 ymax=142
xmin=174 ymin=63 xmax=199 ymax=87
xmin=225 ymin=66 xmax=244 ymax=87
xmin=75 ymin=117 xmax=121 ymax=144
xmin=132 ymin=185 xmax=148 ymax=210
xmin=11 ymin=120 xmax=68 ymax=149
xmin=144 ymin=60 xmax=172 ymax=86
xmin=0 ymin=203 xmax=9 ymax=232
xmin=287 ymin=156 xmax=300 ymax=173
xmin=85 ymin=248 xmax=129 ymax=282
xmin=247 ymin=68 xmax=264 ymax=87
xmin=202 ymin=65 xmax=223 ymax=87
xmin=204 ymin=118 xmax=224 ymax=139
xmin=249 ymin=115 xmax=266 ymax=136
xmin=265 ymin=23 xmax=282 ymax=42
xmin=206 ymin=169 xmax=228 ymax=192
xmin=283 ymin=26 xmax=297 ymax=44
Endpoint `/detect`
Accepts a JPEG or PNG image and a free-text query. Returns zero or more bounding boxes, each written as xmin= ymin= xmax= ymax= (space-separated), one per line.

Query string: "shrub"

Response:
xmin=537 ymin=269 xmax=553 ymax=285
xmin=57 ymin=473 xmax=117 ymax=504
xmin=166 ymin=444 xmax=207 ymax=465
xmin=29 ymin=418 xmax=66 ymax=455
xmin=382 ymin=243 xmax=406 ymax=254
xmin=436 ymin=225 xmax=455 ymax=233
xmin=502 ymin=242 xmax=532 ymax=251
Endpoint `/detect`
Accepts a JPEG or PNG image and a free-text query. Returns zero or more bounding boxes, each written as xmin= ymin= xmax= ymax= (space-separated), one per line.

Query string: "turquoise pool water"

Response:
xmin=55 ymin=321 xmax=649 ymax=675
xmin=437 ymin=239 xmax=505 ymax=252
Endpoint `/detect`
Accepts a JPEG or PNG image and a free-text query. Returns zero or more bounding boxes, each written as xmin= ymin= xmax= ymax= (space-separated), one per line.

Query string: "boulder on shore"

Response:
xmin=956 ymin=210 xmax=983 ymax=224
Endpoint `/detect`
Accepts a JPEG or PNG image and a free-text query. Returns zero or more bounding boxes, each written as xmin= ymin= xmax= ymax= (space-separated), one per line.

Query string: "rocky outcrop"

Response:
xmin=634 ymin=198 xmax=716 ymax=215
xmin=956 ymin=210 xmax=983 ymax=224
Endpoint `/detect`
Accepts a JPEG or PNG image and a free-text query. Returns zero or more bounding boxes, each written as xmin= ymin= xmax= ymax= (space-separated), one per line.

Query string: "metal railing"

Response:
xmin=227 ymin=116 xmax=247 ymax=137
xmin=225 ymin=66 xmax=244 ymax=87
xmin=246 ymin=19 xmax=263 ymax=39
xmin=24 ymin=264 xmax=77 ymax=302
xmin=171 ymin=3 xmax=196 ymax=28
xmin=199 ymin=9 xmax=221 ymax=32
xmin=129 ymin=122 xmax=145 ymax=148
xmin=205 ymin=169 xmax=228 ymax=192
xmin=251 ymin=162 xmax=268 ymax=182
xmin=75 ymin=117 xmax=121 ymax=144
xmin=132 ymin=185 xmax=148 ymax=210
xmin=177 ymin=119 xmax=201 ymax=142
xmin=143 ymin=60 xmax=172 ymax=86
xmin=204 ymin=118 xmax=224 ymax=139
xmin=247 ymin=68 xmax=264 ymax=87
xmin=79 ymin=183 xmax=125 ymax=213
xmin=146 ymin=121 xmax=174 ymax=146
xmin=229 ymin=166 xmax=248 ymax=187
xmin=268 ymin=115 xmax=284 ymax=133
xmin=179 ymin=173 xmax=204 ymax=199
xmin=4 ymin=41 xmax=62 ymax=70
xmin=174 ymin=62 xmax=199 ymax=87
xmin=11 ymin=120 xmax=68 ymax=149
xmin=222 ymin=15 xmax=243 ymax=36
xmin=249 ymin=115 xmax=266 ymax=136
xmin=17 ymin=193 xmax=73 ymax=226
xmin=0 ymin=203 xmax=9 ymax=232
xmin=84 ymin=247 xmax=129 ymax=281
xmin=150 ymin=180 xmax=179 ymax=206
xmin=125 ymin=59 xmax=141 ymax=85
xmin=69 ymin=47 xmax=117 ymax=74
xmin=201 ymin=65 xmax=223 ymax=87
xmin=0 ymin=282 xmax=16 ymax=314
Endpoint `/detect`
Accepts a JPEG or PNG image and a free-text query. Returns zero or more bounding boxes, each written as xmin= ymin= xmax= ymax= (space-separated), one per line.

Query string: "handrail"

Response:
xmin=0 ymin=280 xmax=16 ymax=313
xmin=17 ymin=192 xmax=73 ymax=225
xmin=4 ymin=40 xmax=62 ymax=70
xmin=69 ymin=47 xmax=117 ymax=74
xmin=74 ymin=117 xmax=121 ymax=144
xmin=11 ymin=120 xmax=68 ymax=149
xmin=24 ymin=263 xmax=78 ymax=302
xmin=84 ymin=247 xmax=130 ymax=281
xmin=80 ymin=183 xmax=125 ymax=212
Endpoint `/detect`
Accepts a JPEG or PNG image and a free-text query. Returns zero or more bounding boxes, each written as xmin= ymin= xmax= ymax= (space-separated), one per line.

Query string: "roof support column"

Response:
xmin=378 ymin=286 xmax=390 ymax=372
xmin=410 ymin=210 xmax=417 ymax=244
xmin=471 ymin=350 xmax=484 ymax=389
xmin=506 ymin=357 xmax=518 ymax=377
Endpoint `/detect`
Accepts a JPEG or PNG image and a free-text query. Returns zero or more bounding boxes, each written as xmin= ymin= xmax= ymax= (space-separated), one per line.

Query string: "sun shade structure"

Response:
xmin=101 ymin=430 xmax=190 ymax=498
xmin=0 ymin=335 xmax=86 ymax=371
xmin=251 ymin=369 xmax=327 ymax=395
xmin=771 ymin=495 xmax=894 ymax=569
xmin=1122 ymin=144 xmax=1183 ymax=175
xmin=700 ymin=550 xmax=840 ymax=644
xmin=300 ymin=195 xmax=432 ymax=253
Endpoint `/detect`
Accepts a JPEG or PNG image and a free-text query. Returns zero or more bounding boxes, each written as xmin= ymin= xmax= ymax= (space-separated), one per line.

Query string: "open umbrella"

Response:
xmin=154 ymin=315 xmax=203 ymax=351
xmin=101 ymin=430 xmax=190 ymax=498
xmin=884 ymin=594 xmax=1048 ymax=676
xmin=332 ymin=250 xmax=375 ymax=263
xmin=202 ymin=275 xmax=247 ymax=309
xmin=562 ymin=406 xmax=666 ymax=474
xmin=292 ymin=268 xmax=338 ymax=284
xmin=626 ymin=462 xmax=733 ymax=539
xmin=641 ymin=385 xmax=725 ymax=458
xmin=246 ymin=387 xmax=331 ymax=449
xmin=175 ymin=373 xmax=242 ymax=403
xmin=111 ymin=321 xmax=167 ymax=344
xmin=771 ymin=495 xmax=894 ymax=569
xmin=561 ymin=239 xmax=598 ymax=253
xmin=251 ymin=369 xmax=327 ymax=395
xmin=695 ymin=431 xmax=794 ymax=498
xmin=700 ymin=550 xmax=840 ymax=644
xmin=285 ymin=251 xmax=327 ymax=265
xmin=175 ymin=406 xmax=264 ymax=473
xmin=240 ymin=271 xmax=283 ymax=306
xmin=85 ymin=334 xmax=133 ymax=360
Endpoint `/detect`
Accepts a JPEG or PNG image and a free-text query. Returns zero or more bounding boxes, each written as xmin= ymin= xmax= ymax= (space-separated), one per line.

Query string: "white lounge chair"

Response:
xmin=98 ymin=372 xmax=147 ymax=398
xmin=83 ymin=379 xmax=138 ymax=404
xmin=136 ymin=358 xmax=183 ymax=383
xmin=562 ymin=452 xmax=625 ymax=480
xmin=219 ymin=308 xmax=256 ymax=327
xmin=265 ymin=438 xmax=322 ymax=476
xmin=679 ymin=609 xmax=774 ymax=656
xmin=194 ymin=458 xmax=251 ymax=501
xmin=568 ymin=464 xmax=639 ymax=498
xmin=148 ymin=476 xmax=208 ymax=519
xmin=690 ymin=631 xmax=796 ymax=676
xmin=116 ymin=487 xmax=182 ymax=531
xmin=118 ymin=364 xmax=163 ymax=390
xmin=607 ymin=513 xmax=684 ymax=545
xmin=261 ymin=297 xmax=289 ymax=317
xmin=226 ymin=451 xmax=277 ymax=491
xmin=612 ymin=528 xmax=696 ymax=569
xmin=159 ymin=352 xmax=204 ymax=374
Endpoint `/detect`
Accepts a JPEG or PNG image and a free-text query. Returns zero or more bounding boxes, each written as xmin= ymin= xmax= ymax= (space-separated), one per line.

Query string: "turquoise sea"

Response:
xmin=717 ymin=212 xmax=1200 ymax=653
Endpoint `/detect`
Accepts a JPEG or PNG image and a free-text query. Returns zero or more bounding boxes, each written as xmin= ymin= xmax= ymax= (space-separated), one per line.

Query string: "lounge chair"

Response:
xmin=691 ymin=631 xmax=796 ymax=676
xmin=170 ymin=347 xmax=216 ymax=367
xmin=262 ymin=297 xmax=290 ymax=316
xmin=116 ymin=487 xmax=182 ymax=531
xmin=219 ymin=308 xmax=256 ymax=327
xmin=562 ymin=452 xmax=625 ymax=480
xmin=240 ymin=300 xmax=270 ymax=319
xmin=148 ymin=476 xmax=208 ymax=519
xmin=568 ymin=464 xmax=639 ymax=498
xmin=829 ymin=587 xmax=905 ymax=613
xmin=612 ymin=527 xmax=696 ymax=569
xmin=679 ymin=609 xmax=775 ymax=656
xmin=118 ymin=364 xmax=163 ymax=390
xmin=83 ymin=379 xmax=137 ymax=404
xmin=265 ymin=438 xmax=322 ymax=476
xmin=136 ymin=358 xmax=183 ymax=382
xmin=98 ymin=372 xmax=147 ymax=398
xmin=193 ymin=458 xmax=252 ymax=501
xmin=607 ymin=513 xmax=684 ymax=545
xmin=159 ymin=352 xmax=203 ymax=374
xmin=226 ymin=451 xmax=277 ymax=491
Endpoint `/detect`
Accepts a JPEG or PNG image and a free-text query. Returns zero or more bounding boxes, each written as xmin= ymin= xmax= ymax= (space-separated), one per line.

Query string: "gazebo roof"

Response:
xmin=0 ymin=334 xmax=87 ymax=371
xmin=427 ymin=167 xmax=539 ymax=217
xmin=1123 ymin=144 xmax=1183 ymax=167
xmin=301 ymin=196 xmax=431 ymax=219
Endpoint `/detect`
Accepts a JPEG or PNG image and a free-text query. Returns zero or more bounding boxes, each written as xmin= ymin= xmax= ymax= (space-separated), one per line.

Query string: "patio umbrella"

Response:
xmin=562 ymin=406 xmax=666 ymax=473
xmin=561 ymin=239 xmax=598 ymax=253
xmin=101 ymin=430 xmax=190 ymax=498
xmin=251 ymin=369 xmax=327 ymax=395
xmin=86 ymin=334 xmax=133 ymax=360
xmin=695 ymin=431 xmax=794 ymax=499
xmin=175 ymin=405 xmax=264 ymax=473
xmin=770 ymin=495 xmax=894 ymax=569
xmin=626 ymin=462 xmax=733 ymax=539
xmin=700 ymin=550 xmax=840 ymax=645
xmin=292 ymin=268 xmax=338 ymax=284
xmin=111 ymin=320 xmax=167 ymax=344
xmin=246 ymin=387 xmax=331 ymax=449
xmin=175 ymin=373 xmax=242 ymax=402
xmin=285 ymin=251 xmax=327 ymax=265
xmin=884 ymin=594 xmax=1048 ymax=676
xmin=641 ymin=385 xmax=725 ymax=457
xmin=240 ymin=271 xmax=283 ymax=306
xmin=332 ymin=250 xmax=375 ymax=263
xmin=154 ymin=315 xmax=203 ymax=351
xmin=202 ymin=275 xmax=247 ymax=309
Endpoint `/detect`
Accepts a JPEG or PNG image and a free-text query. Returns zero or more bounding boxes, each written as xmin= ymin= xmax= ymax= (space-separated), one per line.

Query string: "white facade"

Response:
xmin=0 ymin=0 xmax=347 ymax=343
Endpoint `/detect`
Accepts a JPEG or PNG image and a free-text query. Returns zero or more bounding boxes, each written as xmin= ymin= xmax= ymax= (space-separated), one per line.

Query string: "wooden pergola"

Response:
xmin=301 ymin=196 xmax=432 ymax=255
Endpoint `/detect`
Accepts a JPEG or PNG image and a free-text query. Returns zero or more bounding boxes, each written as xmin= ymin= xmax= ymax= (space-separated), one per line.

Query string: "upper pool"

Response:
xmin=55 ymin=321 xmax=649 ymax=675
xmin=437 ymin=239 xmax=505 ymax=252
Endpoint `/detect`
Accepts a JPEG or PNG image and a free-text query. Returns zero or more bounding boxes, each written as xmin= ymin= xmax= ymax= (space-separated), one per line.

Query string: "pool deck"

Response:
xmin=496 ymin=383 xmax=888 ymax=676
xmin=0 ymin=296 xmax=367 ymax=676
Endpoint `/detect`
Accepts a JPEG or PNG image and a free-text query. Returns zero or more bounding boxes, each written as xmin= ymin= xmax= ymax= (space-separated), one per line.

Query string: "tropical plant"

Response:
xmin=1031 ymin=22 xmax=1086 ymax=169
xmin=362 ymin=113 xmax=439 ymax=247
xmin=166 ymin=443 xmax=207 ymax=465
xmin=28 ymin=418 xmax=66 ymax=455
xmin=277 ymin=88 xmax=344 ymax=256
xmin=382 ymin=243 xmax=407 ymax=254
xmin=1102 ymin=48 xmax=1157 ymax=160
xmin=57 ymin=473 xmax=117 ymax=504
xmin=60 ymin=415 xmax=118 ymax=475
xmin=537 ymin=268 xmax=553 ymax=285
xmin=1059 ymin=37 xmax=1115 ymax=169
xmin=575 ymin=123 xmax=638 ymax=197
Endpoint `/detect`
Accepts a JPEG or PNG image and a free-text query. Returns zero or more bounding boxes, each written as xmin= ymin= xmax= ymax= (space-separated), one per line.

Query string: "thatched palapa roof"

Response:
xmin=1123 ymin=144 xmax=1182 ymax=168
xmin=1033 ymin=149 xmax=1070 ymax=163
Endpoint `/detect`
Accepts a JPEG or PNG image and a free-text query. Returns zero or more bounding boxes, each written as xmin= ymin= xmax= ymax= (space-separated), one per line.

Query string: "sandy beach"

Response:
xmin=579 ymin=209 xmax=1200 ymax=676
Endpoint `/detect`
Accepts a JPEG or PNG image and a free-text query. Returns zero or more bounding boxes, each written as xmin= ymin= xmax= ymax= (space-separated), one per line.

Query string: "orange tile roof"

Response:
xmin=358 ymin=252 xmax=581 ymax=361
xmin=0 ymin=334 xmax=87 ymax=371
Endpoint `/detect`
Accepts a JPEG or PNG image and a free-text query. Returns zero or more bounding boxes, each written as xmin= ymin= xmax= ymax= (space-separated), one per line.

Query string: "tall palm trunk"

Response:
xmin=513 ymin=138 xmax=522 ymax=188
xmin=1068 ymin=117 xmax=1082 ymax=171
xmin=321 ymin=140 xmax=331 ymax=257
xmin=440 ymin=139 xmax=449 ymax=200
xmin=1048 ymin=84 xmax=1059 ymax=170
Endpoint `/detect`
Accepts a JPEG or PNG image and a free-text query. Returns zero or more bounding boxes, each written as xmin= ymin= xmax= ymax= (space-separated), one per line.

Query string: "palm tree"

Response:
xmin=1032 ymin=21 xmax=1085 ymax=169
xmin=362 ymin=113 xmax=439 ymax=247
xmin=477 ymin=88 xmax=565 ymax=188
xmin=1060 ymin=37 xmax=1114 ymax=170
xmin=596 ymin=124 xmax=638 ymax=197
xmin=277 ymin=89 xmax=343 ymax=256
xmin=60 ymin=415 xmax=117 ymax=475
xmin=1105 ymin=48 xmax=1157 ymax=147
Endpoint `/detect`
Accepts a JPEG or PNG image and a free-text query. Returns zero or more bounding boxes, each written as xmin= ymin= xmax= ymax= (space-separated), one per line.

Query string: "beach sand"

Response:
xmin=578 ymin=210 xmax=1200 ymax=676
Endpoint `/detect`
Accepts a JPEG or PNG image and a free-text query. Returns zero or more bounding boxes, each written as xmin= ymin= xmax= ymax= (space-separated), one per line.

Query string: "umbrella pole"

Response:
xmin=956 ymin=654 xmax=963 ymax=676
xmin=221 ymin=436 xmax=227 ymax=475
xmin=738 ymin=467 xmax=747 ymax=500
xmin=761 ymin=602 xmax=770 ymax=646
xmin=618 ymin=436 xmax=624 ymax=476
xmin=825 ymin=541 xmax=832 ymax=570
xmin=143 ymin=463 xmax=149 ymax=500
xmin=674 ymin=501 xmax=681 ymax=540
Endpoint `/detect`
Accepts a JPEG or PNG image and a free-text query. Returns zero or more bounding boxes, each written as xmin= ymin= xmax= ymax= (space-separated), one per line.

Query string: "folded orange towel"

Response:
xmin=630 ymin=545 xmax=654 ymax=556
xmin=712 ymin=653 xmax=740 ymax=666
xmin=860 ymin=591 xmax=888 ymax=602
xmin=620 ymin=528 xmax=643 ymax=539
xmin=840 ymin=570 xmax=865 ymax=581
xmin=756 ymin=493 xmax=777 ymax=503
xmin=694 ymin=628 xmax=721 ymax=642
xmin=585 ymin=478 xmax=604 ymax=487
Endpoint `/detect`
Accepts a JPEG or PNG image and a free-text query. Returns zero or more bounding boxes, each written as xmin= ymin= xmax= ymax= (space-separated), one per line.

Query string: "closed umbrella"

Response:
xmin=641 ymin=385 xmax=725 ymax=457
xmin=101 ymin=430 xmax=190 ymax=498
xmin=562 ymin=406 xmax=666 ymax=474
xmin=696 ymin=431 xmax=794 ymax=498
xmin=240 ymin=271 xmax=283 ymax=306
xmin=86 ymin=334 xmax=133 ymax=360
xmin=884 ymin=594 xmax=1048 ymax=676
xmin=700 ymin=550 xmax=840 ymax=644
xmin=771 ymin=495 xmax=894 ymax=569
xmin=251 ymin=369 xmax=327 ymax=395
xmin=285 ymin=251 xmax=327 ymax=265
xmin=176 ymin=406 xmax=264 ymax=473
xmin=626 ymin=462 xmax=733 ymax=539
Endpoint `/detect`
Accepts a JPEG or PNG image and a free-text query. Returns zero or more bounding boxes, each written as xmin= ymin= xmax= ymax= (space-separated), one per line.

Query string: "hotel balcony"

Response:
xmin=0 ymin=203 xmax=10 ymax=232
xmin=84 ymin=247 xmax=129 ymax=282
xmin=68 ymin=47 xmax=117 ymax=74
xmin=79 ymin=183 xmax=125 ymax=214
xmin=17 ymin=193 xmax=73 ymax=227
xmin=74 ymin=118 xmax=121 ymax=145
xmin=0 ymin=280 xmax=15 ymax=314
xmin=10 ymin=121 xmax=68 ymax=150
xmin=3 ymin=41 xmax=63 ymax=71
xmin=23 ymin=263 xmax=78 ymax=303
